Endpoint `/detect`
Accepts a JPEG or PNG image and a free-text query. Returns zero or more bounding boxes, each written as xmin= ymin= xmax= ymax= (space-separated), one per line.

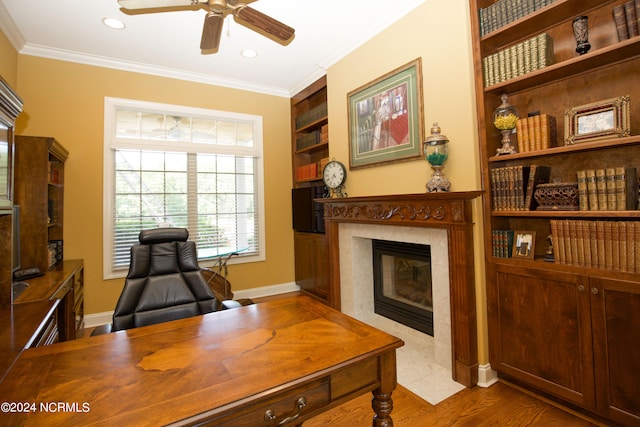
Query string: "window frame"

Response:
xmin=103 ymin=97 xmax=265 ymax=279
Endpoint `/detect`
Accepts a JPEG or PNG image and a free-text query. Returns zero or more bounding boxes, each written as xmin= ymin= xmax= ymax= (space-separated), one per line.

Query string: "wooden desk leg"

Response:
xmin=372 ymin=351 xmax=397 ymax=426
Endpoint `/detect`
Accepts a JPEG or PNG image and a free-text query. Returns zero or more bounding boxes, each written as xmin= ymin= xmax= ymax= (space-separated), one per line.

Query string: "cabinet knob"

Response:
xmin=577 ymin=284 xmax=585 ymax=292
xmin=591 ymin=287 xmax=599 ymax=295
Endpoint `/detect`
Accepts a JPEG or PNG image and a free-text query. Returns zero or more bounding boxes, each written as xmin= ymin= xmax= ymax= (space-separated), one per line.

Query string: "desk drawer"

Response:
xmin=210 ymin=379 xmax=330 ymax=426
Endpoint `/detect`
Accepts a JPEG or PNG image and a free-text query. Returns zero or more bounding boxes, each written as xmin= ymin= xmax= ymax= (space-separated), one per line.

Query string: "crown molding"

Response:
xmin=0 ymin=1 xmax=25 ymax=51
xmin=19 ymin=43 xmax=292 ymax=98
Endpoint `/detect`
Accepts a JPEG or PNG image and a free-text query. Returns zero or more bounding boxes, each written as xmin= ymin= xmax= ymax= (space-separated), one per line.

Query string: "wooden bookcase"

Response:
xmin=291 ymin=77 xmax=330 ymax=304
xmin=469 ymin=0 xmax=640 ymax=424
xmin=14 ymin=136 xmax=68 ymax=273
xmin=291 ymin=75 xmax=329 ymax=189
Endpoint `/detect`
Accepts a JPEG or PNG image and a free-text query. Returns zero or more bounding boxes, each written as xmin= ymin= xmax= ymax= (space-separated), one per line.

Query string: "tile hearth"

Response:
xmin=366 ymin=312 xmax=465 ymax=405
xmin=339 ymin=222 xmax=465 ymax=405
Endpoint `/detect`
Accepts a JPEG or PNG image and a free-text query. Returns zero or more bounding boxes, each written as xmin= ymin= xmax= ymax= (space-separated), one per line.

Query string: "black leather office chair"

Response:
xmin=93 ymin=227 xmax=249 ymax=335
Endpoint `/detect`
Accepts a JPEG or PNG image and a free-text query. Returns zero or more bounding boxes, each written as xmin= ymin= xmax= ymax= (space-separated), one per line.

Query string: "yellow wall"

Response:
xmin=0 ymin=30 xmax=18 ymax=88
xmin=13 ymin=56 xmax=294 ymax=314
xmin=3 ymin=0 xmax=489 ymax=364
xmin=325 ymin=0 xmax=488 ymax=364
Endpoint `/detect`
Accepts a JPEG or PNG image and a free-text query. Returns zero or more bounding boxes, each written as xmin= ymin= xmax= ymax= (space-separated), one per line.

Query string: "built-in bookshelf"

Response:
xmin=470 ymin=0 xmax=640 ymax=424
xmin=291 ymin=76 xmax=329 ymax=188
xmin=291 ymin=77 xmax=330 ymax=304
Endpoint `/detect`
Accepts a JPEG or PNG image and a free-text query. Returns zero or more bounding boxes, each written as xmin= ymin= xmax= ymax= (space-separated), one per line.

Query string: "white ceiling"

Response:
xmin=0 ymin=0 xmax=427 ymax=97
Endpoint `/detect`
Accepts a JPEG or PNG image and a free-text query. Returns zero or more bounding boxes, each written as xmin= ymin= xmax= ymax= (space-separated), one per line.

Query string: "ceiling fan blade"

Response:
xmin=118 ymin=0 xmax=205 ymax=10
xmin=200 ymin=12 xmax=224 ymax=51
xmin=227 ymin=0 xmax=257 ymax=5
xmin=235 ymin=6 xmax=295 ymax=43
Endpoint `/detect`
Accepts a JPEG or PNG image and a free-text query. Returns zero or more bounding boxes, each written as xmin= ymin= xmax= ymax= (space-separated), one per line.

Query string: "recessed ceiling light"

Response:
xmin=241 ymin=49 xmax=258 ymax=58
xmin=103 ymin=18 xmax=126 ymax=30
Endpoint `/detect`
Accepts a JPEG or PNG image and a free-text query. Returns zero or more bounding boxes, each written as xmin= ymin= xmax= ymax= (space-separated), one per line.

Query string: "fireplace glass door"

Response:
xmin=373 ymin=239 xmax=433 ymax=335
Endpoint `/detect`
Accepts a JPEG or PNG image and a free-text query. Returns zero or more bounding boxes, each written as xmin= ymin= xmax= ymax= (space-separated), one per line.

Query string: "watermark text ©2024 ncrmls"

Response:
xmin=1 ymin=401 xmax=90 ymax=413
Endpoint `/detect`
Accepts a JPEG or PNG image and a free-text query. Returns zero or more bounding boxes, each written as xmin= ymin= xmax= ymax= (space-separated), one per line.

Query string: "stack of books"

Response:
xmin=490 ymin=164 xmax=551 ymax=211
xmin=483 ymin=33 xmax=554 ymax=87
xmin=551 ymin=219 xmax=640 ymax=273
xmin=479 ymin=0 xmax=557 ymax=36
xmin=515 ymin=113 xmax=557 ymax=152
xmin=576 ymin=167 xmax=638 ymax=211
xmin=613 ymin=1 xmax=640 ymax=41
xmin=492 ymin=229 xmax=515 ymax=258
xmin=47 ymin=239 xmax=63 ymax=268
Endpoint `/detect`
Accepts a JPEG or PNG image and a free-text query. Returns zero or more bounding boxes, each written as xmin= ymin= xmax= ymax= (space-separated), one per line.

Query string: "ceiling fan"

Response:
xmin=117 ymin=0 xmax=295 ymax=53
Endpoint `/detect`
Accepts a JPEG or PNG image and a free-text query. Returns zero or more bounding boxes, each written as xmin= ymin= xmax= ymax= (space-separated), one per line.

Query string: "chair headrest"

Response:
xmin=139 ymin=228 xmax=189 ymax=245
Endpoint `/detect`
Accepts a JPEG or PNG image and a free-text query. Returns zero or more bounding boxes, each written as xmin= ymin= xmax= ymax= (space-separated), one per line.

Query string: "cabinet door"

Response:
xmin=590 ymin=277 xmax=640 ymax=426
xmin=491 ymin=265 xmax=595 ymax=409
xmin=294 ymin=232 xmax=328 ymax=301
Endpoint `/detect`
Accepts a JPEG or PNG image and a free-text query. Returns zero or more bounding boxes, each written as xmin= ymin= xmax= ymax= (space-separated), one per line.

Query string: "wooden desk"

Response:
xmin=0 ymin=295 xmax=403 ymax=426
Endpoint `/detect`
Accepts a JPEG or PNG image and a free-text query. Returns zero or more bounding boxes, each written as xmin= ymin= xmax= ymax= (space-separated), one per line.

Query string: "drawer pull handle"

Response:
xmin=264 ymin=396 xmax=306 ymax=425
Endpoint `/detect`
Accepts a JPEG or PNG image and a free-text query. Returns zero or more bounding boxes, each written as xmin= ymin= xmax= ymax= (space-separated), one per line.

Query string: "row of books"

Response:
xmin=479 ymin=0 xmax=556 ymax=36
xmin=491 ymin=229 xmax=515 ymax=258
xmin=482 ymin=33 xmax=553 ymax=87
xmin=613 ymin=0 xmax=640 ymax=41
xmin=48 ymin=239 xmax=63 ymax=268
xmin=550 ymin=219 xmax=640 ymax=273
xmin=295 ymin=162 xmax=319 ymax=181
xmin=295 ymin=156 xmax=331 ymax=181
xmin=490 ymin=165 xmax=551 ymax=211
xmin=295 ymin=124 xmax=329 ymax=152
xmin=576 ymin=167 xmax=639 ymax=211
xmin=295 ymin=102 xmax=327 ymax=130
xmin=514 ymin=113 xmax=557 ymax=153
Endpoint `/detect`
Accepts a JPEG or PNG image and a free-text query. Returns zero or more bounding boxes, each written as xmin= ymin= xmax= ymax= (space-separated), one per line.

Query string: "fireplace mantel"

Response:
xmin=319 ymin=191 xmax=482 ymax=387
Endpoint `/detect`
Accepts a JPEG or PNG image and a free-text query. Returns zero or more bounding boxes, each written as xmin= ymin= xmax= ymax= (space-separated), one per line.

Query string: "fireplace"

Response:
xmin=373 ymin=239 xmax=433 ymax=336
xmin=319 ymin=191 xmax=482 ymax=387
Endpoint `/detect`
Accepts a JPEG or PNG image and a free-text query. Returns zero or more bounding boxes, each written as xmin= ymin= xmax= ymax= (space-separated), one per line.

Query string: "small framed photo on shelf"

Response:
xmin=512 ymin=230 xmax=536 ymax=260
xmin=564 ymin=95 xmax=630 ymax=145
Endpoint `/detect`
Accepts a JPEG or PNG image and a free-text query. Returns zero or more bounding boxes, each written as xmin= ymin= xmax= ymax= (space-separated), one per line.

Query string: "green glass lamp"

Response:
xmin=424 ymin=122 xmax=451 ymax=192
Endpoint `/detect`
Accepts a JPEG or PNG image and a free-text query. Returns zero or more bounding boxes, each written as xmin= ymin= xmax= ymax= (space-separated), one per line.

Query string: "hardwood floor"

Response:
xmin=304 ymin=381 xmax=608 ymax=426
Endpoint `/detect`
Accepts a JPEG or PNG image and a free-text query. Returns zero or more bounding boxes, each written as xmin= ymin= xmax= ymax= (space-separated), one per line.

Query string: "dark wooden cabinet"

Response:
xmin=469 ymin=0 xmax=640 ymax=424
xmin=492 ymin=265 xmax=595 ymax=409
xmin=590 ymin=276 xmax=640 ymax=425
xmin=14 ymin=136 xmax=68 ymax=273
xmin=294 ymin=231 xmax=328 ymax=301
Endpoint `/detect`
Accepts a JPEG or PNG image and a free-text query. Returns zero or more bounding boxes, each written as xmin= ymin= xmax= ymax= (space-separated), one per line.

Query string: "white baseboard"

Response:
xmin=84 ymin=311 xmax=113 ymax=328
xmin=477 ymin=363 xmax=499 ymax=388
xmin=84 ymin=282 xmax=301 ymax=328
xmin=233 ymin=282 xmax=300 ymax=300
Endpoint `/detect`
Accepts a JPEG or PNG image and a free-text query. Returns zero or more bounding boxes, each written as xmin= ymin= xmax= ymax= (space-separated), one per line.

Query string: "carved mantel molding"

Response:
xmin=321 ymin=192 xmax=481 ymax=227
xmin=318 ymin=191 xmax=483 ymax=388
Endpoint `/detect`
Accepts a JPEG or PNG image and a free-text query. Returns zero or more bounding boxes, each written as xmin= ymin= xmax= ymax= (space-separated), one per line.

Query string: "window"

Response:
xmin=103 ymin=97 xmax=265 ymax=279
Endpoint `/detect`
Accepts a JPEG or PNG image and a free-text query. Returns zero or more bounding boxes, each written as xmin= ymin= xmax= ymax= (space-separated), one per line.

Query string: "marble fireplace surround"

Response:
xmin=319 ymin=192 xmax=482 ymax=387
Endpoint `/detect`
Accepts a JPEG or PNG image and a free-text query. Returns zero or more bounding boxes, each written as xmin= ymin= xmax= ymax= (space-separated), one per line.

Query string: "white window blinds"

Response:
xmin=103 ymin=97 xmax=265 ymax=279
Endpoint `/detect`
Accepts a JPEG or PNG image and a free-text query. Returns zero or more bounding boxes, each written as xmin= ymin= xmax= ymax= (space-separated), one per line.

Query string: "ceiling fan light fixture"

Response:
xmin=103 ymin=17 xmax=126 ymax=30
xmin=241 ymin=49 xmax=257 ymax=58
